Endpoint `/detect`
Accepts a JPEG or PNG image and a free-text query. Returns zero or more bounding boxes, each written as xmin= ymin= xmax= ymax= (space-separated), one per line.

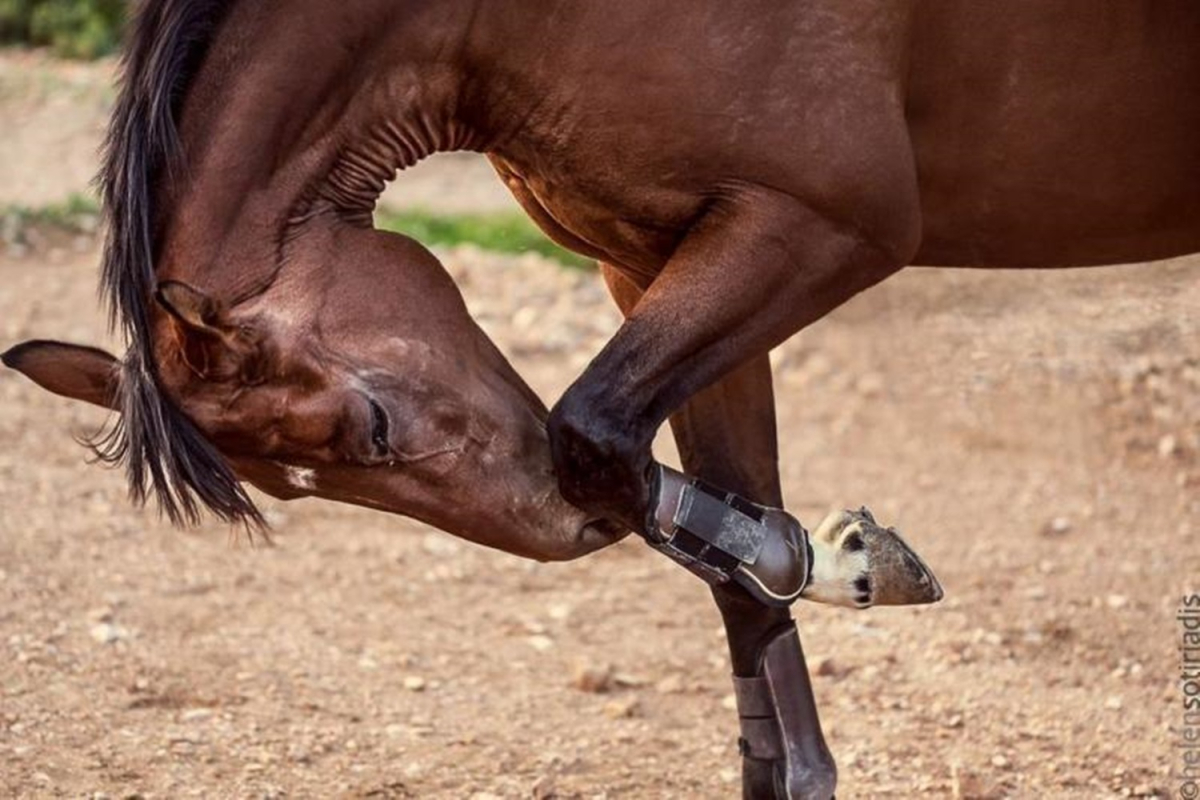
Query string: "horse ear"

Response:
xmin=155 ymin=280 xmax=230 ymax=336
xmin=1 ymin=340 xmax=121 ymax=410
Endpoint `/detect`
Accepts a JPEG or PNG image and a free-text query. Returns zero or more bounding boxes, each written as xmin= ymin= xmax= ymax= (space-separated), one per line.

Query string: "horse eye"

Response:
xmin=367 ymin=398 xmax=390 ymax=455
xmin=239 ymin=358 xmax=266 ymax=386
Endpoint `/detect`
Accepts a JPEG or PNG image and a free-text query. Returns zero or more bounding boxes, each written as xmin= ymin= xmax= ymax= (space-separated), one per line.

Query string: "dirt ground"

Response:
xmin=1 ymin=51 xmax=1198 ymax=799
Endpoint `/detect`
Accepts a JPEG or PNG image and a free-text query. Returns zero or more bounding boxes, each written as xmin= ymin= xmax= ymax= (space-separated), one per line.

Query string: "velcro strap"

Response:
xmin=732 ymin=676 xmax=775 ymax=718
xmin=649 ymin=534 xmax=735 ymax=585
xmin=673 ymin=480 xmax=767 ymax=565
xmin=737 ymin=718 xmax=784 ymax=761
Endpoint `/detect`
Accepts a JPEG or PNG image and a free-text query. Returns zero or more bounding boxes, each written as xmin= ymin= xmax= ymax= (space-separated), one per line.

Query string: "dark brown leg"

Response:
xmin=602 ymin=265 xmax=836 ymax=799
xmin=548 ymin=188 xmax=907 ymax=534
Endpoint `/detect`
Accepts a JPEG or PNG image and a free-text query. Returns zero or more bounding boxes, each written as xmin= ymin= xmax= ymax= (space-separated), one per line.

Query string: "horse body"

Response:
xmin=490 ymin=1 xmax=1200 ymax=274
xmin=5 ymin=2 xmax=1198 ymax=798
xmin=164 ymin=0 xmax=1200 ymax=293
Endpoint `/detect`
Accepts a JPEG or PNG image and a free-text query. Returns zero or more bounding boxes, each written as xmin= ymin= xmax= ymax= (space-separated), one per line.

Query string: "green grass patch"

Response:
xmin=3 ymin=198 xmax=597 ymax=270
xmin=376 ymin=208 xmax=594 ymax=269
xmin=2 ymin=192 xmax=100 ymax=233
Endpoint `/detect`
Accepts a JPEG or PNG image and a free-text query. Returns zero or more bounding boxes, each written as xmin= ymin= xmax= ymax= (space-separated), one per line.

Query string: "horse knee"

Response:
xmin=546 ymin=389 xmax=653 ymax=529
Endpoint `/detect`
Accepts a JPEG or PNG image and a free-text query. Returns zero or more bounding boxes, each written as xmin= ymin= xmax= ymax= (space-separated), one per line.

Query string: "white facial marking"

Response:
xmin=285 ymin=465 xmax=317 ymax=491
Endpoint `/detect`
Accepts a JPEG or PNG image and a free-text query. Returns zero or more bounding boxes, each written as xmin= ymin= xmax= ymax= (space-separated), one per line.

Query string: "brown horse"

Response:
xmin=4 ymin=2 xmax=1199 ymax=797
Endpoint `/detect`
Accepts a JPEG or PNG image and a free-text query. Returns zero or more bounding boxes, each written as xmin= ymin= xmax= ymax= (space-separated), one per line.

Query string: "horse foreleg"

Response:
xmin=599 ymin=264 xmax=834 ymax=799
xmin=548 ymin=186 xmax=909 ymax=540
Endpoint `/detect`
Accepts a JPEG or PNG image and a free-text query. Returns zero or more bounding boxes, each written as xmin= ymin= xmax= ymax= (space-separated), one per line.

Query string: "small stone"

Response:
xmin=180 ymin=708 xmax=213 ymax=722
xmin=943 ymin=714 xmax=964 ymax=729
xmin=814 ymin=656 xmax=852 ymax=679
xmin=1104 ymin=696 xmax=1123 ymax=710
xmin=1158 ymin=435 xmax=1179 ymax=458
xmin=719 ymin=767 xmax=739 ymax=784
xmin=571 ymin=662 xmax=613 ymax=694
xmin=527 ymin=635 xmax=554 ymax=652
xmin=1131 ymin=784 xmax=1154 ymax=797
xmin=1106 ymin=594 xmax=1129 ymax=610
xmin=403 ymin=676 xmax=426 ymax=692
xmin=89 ymin=622 xmax=127 ymax=644
xmin=531 ymin=774 xmax=557 ymax=799
xmin=654 ymin=674 xmax=684 ymax=694
xmin=991 ymin=754 xmax=1010 ymax=769
xmin=602 ymin=697 xmax=640 ymax=719
xmin=1041 ymin=517 xmax=1072 ymax=537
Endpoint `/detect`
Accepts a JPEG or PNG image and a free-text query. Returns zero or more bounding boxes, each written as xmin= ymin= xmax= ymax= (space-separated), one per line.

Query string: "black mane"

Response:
xmin=93 ymin=0 xmax=263 ymax=528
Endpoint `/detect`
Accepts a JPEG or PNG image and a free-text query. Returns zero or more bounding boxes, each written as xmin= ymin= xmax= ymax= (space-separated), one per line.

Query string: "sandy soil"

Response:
xmin=1 ymin=50 xmax=1198 ymax=799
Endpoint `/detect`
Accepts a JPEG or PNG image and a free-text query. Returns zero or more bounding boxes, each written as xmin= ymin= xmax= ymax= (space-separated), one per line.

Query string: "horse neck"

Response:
xmin=154 ymin=0 xmax=495 ymax=301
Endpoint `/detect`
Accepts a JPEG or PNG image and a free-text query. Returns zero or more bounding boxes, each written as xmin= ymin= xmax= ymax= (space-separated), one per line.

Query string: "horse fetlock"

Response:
xmin=801 ymin=507 xmax=943 ymax=609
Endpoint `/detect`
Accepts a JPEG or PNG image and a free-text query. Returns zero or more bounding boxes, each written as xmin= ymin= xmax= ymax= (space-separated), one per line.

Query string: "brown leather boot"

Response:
xmin=647 ymin=464 xmax=943 ymax=610
xmin=733 ymin=624 xmax=837 ymax=800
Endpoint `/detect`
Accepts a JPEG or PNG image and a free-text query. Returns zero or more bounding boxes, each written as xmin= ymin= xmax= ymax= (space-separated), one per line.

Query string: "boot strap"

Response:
xmin=733 ymin=675 xmax=785 ymax=761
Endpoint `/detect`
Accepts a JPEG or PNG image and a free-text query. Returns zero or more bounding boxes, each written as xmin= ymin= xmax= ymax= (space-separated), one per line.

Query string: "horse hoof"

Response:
xmin=800 ymin=507 xmax=943 ymax=609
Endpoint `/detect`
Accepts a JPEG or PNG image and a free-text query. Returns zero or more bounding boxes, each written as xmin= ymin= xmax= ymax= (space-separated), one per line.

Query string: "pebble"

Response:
xmin=1106 ymin=594 xmax=1130 ymax=610
xmin=1104 ymin=696 xmax=1123 ymax=710
xmin=89 ymin=622 xmax=127 ymax=644
xmin=1041 ymin=517 xmax=1072 ymax=537
xmin=179 ymin=708 xmax=213 ymax=722
xmin=531 ymin=774 xmax=557 ymax=799
xmin=527 ymin=635 xmax=554 ymax=652
xmin=1158 ymin=434 xmax=1179 ymax=458
xmin=403 ymin=676 xmax=427 ymax=692
xmin=654 ymin=674 xmax=684 ymax=694
xmin=571 ymin=662 xmax=613 ymax=694
xmin=602 ymin=697 xmax=640 ymax=719
xmin=814 ymin=656 xmax=852 ymax=679
xmin=991 ymin=754 xmax=1010 ymax=769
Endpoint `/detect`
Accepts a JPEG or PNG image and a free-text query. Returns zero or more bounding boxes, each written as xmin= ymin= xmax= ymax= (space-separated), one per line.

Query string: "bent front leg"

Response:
xmin=548 ymin=188 xmax=909 ymax=531
xmin=548 ymin=189 xmax=912 ymax=594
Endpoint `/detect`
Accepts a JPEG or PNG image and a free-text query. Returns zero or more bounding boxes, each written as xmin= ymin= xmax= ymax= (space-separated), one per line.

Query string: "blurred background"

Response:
xmin=0 ymin=4 xmax=1197 ymax=798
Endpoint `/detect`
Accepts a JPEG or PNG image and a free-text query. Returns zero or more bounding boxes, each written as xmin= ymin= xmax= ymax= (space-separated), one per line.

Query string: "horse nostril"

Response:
xmin=368 ymin=398 xmax=390 ymax=455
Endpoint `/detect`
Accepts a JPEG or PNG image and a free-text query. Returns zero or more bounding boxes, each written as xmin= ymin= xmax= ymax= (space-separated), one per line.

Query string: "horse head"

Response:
xmin=3 ymin=226 xmax=624 ymax=560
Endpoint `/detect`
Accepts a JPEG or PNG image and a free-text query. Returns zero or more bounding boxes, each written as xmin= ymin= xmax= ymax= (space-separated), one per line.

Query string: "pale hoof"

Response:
xmin=800 ymin=507 xmax=943 ymax=609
